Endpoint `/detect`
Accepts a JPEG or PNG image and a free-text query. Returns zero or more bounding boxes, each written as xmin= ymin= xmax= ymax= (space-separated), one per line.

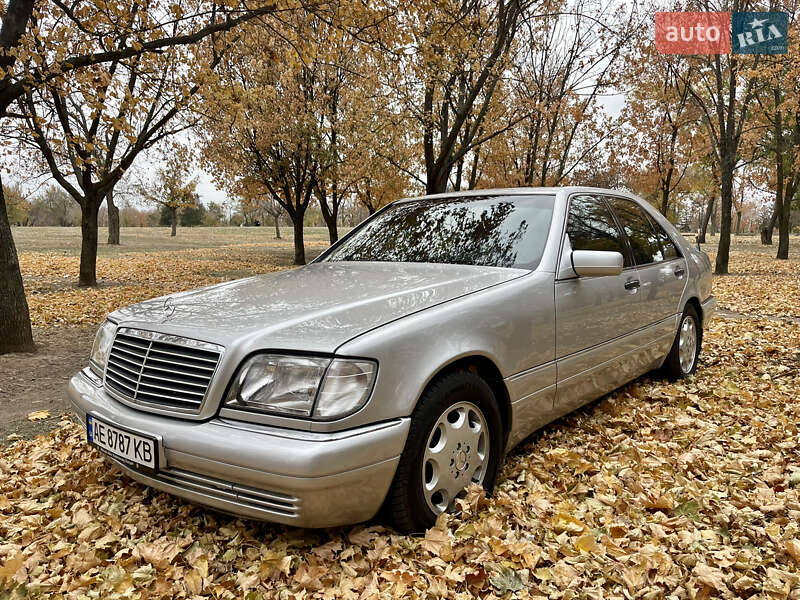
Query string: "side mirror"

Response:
xmin=571 ymin=250 xmax=624 ymax=277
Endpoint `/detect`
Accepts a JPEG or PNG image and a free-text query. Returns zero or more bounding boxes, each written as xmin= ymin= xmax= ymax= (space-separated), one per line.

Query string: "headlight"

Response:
xmin=90 ymin=320 xmax=116 ymax=376
xmin=314 ymin=359 xmax=377 ymax=419
xmin=224 ymin=354 xmax=377 ymax=420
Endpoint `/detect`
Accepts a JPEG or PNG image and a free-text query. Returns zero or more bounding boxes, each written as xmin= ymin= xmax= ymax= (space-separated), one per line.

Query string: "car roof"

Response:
xmin=398 ymin=187 xmax=640 ymax=203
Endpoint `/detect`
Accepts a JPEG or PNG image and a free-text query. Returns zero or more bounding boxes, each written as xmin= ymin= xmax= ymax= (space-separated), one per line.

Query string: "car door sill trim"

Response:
xmin=556 ymin=313 xmax=678 ymax=362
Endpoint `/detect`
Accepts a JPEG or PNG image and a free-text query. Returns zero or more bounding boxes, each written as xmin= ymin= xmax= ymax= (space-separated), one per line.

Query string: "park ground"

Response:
xmin=0 ymin=227 xmax=799 ymax=597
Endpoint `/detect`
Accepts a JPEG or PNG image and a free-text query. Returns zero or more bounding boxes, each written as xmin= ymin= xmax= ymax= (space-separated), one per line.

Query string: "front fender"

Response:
xmin=330 ymin=271 xmax=556 ymax=431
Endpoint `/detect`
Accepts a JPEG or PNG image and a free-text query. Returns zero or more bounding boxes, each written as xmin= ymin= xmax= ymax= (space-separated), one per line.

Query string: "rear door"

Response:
xmin=554 ymin=194 xmax=644 ymax=415
xmin=605 ymin=197 xmax=687 ymax=346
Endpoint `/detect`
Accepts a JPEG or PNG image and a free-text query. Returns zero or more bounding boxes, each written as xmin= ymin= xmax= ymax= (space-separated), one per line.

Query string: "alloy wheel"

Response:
xmin=678 ymin=314 xmax=697 ymax=374
xmin=421 ymin=401 xmax=489 ymax=514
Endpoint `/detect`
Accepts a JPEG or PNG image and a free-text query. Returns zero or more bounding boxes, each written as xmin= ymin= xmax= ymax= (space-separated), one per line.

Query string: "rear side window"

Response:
xmin=607 ymin=198 xmax=663 ymax=265
xmin=565 ymin=195 xmax=627 ymax=257
xmin=649 ymin=217 xmax=681 ymax=260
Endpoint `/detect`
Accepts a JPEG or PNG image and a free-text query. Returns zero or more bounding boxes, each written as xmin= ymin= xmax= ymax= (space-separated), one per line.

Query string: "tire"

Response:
xmin=663 ymin=304 xmax=701 ymax=380
xmin=385 ymin=370 xmax=504 ymax=534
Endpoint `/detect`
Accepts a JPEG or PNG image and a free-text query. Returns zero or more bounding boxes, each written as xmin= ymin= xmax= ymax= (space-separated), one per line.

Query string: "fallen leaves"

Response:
xmin=0 ymin=552 xmax=24 ymax=584
xmin=26 ymin=410 xmax=50 ymax=421
xmin=703 ymin=237 xmax=800 ymax=318
xmin=786 ymin=539 xmax=800 ymax=564
xmin=1 ymin=236 xmax=798 ymax=598
xmin=488 ymin=564 xmax=526 ymax=593
xmin=136 ymin=540 xmax=182 ymax=571
xmin=19 ymin=243 xmax=311 ymax=327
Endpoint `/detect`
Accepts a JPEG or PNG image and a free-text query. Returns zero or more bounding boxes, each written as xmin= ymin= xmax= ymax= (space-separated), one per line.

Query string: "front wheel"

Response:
xmin=663 ymin=304 xmax=701 ymax=379
xmin=385 ymin=371 xmax=504 ymax=534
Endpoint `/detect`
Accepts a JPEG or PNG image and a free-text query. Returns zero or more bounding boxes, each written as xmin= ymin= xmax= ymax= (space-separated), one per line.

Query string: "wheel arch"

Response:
xmin=684 ymin=296 xmax=704 ymax=344
xmin=419 ymin=354 xmax=512 ymax=449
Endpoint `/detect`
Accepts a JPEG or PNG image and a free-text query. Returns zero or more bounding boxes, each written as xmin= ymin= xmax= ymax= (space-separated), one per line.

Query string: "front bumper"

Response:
xmin=68 ymin=371 xmax=409 ymax=528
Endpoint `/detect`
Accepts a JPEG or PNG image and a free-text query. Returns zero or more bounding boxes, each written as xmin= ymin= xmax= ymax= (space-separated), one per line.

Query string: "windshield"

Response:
xmin=324 ymin=195 xmax=555 ymax=270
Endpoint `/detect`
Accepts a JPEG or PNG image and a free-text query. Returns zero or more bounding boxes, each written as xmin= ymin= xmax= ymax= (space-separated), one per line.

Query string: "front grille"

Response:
xmin=104 ymin=328 xmax=223 ymax=413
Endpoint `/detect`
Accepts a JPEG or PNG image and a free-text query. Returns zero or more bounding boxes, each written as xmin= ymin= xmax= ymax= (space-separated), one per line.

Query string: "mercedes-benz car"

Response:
xmin=68 ymin=187 xmax=715 ymax=533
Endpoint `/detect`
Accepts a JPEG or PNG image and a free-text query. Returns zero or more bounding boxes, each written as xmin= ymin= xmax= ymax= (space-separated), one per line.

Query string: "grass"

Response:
xmin=11 ymin=225 xmax=340 ymax=257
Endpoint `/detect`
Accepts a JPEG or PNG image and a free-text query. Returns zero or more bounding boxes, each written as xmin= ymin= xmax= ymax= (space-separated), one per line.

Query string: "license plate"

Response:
xmin=86 ymin=414 xmax=158 ymax=473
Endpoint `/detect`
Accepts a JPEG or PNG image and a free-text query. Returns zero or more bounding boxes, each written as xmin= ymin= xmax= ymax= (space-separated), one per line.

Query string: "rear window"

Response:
xmin=324 ymin=195 xmax=555 ymax=270
xmin=650 ymin=216 xmax=681 ymax=260
xmin=607 ymin=198 xmax=664 ymax=266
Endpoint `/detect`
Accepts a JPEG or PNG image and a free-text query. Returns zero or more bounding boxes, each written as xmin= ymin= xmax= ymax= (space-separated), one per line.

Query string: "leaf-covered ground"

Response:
xmin=17 ymin=227 xmax=332 ymax=327
xmin=1 ymin=233 xmax=798 ymax=598
xmin=704 ymin=237 xmax=800 ymax=320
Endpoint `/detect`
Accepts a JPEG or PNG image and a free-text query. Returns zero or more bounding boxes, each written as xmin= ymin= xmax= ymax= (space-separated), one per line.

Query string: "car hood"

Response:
xmin=109 ymin=262 xmax=528 ymax=352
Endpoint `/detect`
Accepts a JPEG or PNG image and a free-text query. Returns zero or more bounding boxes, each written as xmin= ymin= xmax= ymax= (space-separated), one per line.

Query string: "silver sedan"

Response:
xmin=68 ymin=187 xmax=715 ymax=532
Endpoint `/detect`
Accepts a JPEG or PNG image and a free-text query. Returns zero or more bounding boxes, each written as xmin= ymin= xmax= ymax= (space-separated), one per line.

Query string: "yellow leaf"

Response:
xmin=27 ymin=410 xmax=50 ymax=421
xmin=0 ymin=553 xmax=24 ymax=582
xmin=185 ymin=569 xmax=203 ymax=594
xmin=575 ymin=534 xmax=603 ymax=554
xmin=785 ymin=540 xmax=800 ymax=564
xmin=552 ymin=512 xmax=586 ymax=534
xmin=533 ymin=567 xmax=551 ymax=581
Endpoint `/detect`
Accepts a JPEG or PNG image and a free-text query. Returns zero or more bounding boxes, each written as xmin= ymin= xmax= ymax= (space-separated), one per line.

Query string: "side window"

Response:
xmin=649 ymin=216 xmax=681 ymax=260
xmin=565 ymin=195 xmax=627 ymax=259
xmin=607 ymin=198 xmax=663 ymax=265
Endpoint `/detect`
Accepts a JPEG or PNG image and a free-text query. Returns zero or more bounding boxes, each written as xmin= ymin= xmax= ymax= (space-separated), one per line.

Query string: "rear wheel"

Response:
xmin=663 ymin=304 xmax=701 ymax=379
xmin=385 ymin=371 xmax=503 ymax=534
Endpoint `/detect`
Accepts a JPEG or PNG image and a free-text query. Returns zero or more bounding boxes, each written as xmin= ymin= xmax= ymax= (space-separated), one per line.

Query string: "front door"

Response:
xmin=555 ymin=195 xmax=645 ymax=415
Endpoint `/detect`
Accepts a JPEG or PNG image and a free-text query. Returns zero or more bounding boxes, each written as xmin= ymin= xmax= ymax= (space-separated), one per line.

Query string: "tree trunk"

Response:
xmin=698 ymin=196 xmax=715 ymax=244
xmin=762 ymin=204 xmax=778 ymax=244
xmin=317 ymin=189 xmax=340 ymax=244
xmin=710 ymin=207 xmax=717 ymax=235
xmin=715 ymin=156 xmax=734 ymax=275
xmin=273 ymin=215 xmax=281 ymax=239
xmin=107 ymin=190 xmax=120 ymax=245
xmin=325 ymin=218 xmax=338 ymax=244
xmin=735 ymin=209 xmax=742 ymax=234
xmin=660 ymin=190 xmax=668 ymax=216
xmin=426 ymin=162 xmax=450 ymax=195
xmin=292 ymin=214 xmax=306 ymax=265
xmin=777 ymin=189 xmax=791 ymax=259
xmin=78 ymin=199 xmax=101 ymax=287
xmin=0 ymin=178 xmax=35 ymax=353
xmin=775 ymin=100 xmax=788 ymax=259
xmin=170 ymin=207 xmax=177 ymax=237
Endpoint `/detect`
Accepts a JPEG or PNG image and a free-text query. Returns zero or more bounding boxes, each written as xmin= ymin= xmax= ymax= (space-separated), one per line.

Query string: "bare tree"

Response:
xmin=380 ymin=0 xmax=530 ymax=194
xmin=678 ymin=0 xmax=761 ymax=274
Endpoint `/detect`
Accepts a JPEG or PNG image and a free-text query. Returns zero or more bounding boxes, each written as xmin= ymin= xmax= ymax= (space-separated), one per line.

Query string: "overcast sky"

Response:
xmin=194 ymin=169 xmax=227 ymax=206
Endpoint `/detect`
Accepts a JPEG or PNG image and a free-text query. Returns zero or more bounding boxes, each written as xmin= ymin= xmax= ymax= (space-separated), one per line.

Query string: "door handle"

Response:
xmin=674 ymin=267 xmax=686 ymax=278
xmin=624 ymin=279 xmax=640 ymax=290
